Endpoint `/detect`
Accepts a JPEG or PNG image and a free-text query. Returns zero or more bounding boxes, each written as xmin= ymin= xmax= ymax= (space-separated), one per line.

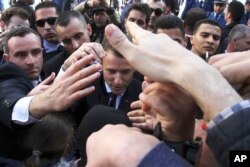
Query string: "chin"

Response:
xmin=29 ymin=74 xmax=40 ymax=80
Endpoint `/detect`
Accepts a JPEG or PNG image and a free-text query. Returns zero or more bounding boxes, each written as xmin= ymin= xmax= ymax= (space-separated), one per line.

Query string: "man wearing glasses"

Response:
xmin=34 ymin=1 xmax=64 ymax=62
xmin=147 ymin=0 xmax=166 ymax=31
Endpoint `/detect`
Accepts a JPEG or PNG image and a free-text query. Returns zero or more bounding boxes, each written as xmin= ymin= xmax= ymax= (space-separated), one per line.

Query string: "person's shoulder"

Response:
xmin=127 ymin=78 xmax=142 ymax=93
xmin=0 ymin=62 xmax=24 ymax=77
xmin=131 ymin=78 xmax=142 ymax=86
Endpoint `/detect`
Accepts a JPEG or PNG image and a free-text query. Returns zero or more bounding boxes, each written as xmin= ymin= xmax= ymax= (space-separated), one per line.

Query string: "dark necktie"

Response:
xmin=108 ymin=93 xmax=117 ymax=108
xmin=215 ymin=14 xmax=219 ymax=20
xmin=200 ymin=0 xmax=204 ymax=8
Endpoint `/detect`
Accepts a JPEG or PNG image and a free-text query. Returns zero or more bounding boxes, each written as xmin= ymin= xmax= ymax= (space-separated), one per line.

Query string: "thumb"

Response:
xmin=105 ymin=24 xmax=136 ymax=63
xmin=41 ymin=72 xmax=56 ymax=85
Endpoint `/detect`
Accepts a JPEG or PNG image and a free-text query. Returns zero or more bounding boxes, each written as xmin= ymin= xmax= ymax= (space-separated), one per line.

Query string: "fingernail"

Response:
xmin=106 ymin=24 xmax=117 ymax=37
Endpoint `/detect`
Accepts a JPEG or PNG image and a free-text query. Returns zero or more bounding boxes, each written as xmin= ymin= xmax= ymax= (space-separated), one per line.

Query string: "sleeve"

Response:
xmin=12 ymin=96 xmax=39 ymax=125
xmin=138 ymin=142 xmax=192 ymax=167
xmin=206 ymin=100 xmax=250 ymax=167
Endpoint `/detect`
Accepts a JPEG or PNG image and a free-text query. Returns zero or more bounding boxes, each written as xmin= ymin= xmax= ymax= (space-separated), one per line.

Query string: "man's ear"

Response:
xmin=190 ymin=35 xmax=194 ymax=46
xmin=3 ymin=54 xmax=10 ymax=62
xmin=87 ymin=24 xmax=92 ymax=36
xmin=0 ymin=21 xmax=5 ymax=32
xmin=228 ymin=12 xmax=232 ymax=20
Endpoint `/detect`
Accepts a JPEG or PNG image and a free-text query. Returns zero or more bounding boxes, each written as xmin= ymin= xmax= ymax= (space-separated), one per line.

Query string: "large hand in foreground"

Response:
xmin=209 ymin=51 xmax=250 ymax=99
xmin=104 ymin=23 xmax=242 ymax=121
xmin=86 ymin=125 xmax=160 ymax=167
xmin=140 ymin=82 xmax=195 ymax=141
xmin=127 ymin=100 xmax=155 ymax=131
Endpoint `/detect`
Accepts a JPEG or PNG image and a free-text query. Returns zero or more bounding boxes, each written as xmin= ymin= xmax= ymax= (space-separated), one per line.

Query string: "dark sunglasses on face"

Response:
xmin=150 ymin=8 xmax=163 ymax=16
xmin=35 ymin=17 xmax=57 ymax=27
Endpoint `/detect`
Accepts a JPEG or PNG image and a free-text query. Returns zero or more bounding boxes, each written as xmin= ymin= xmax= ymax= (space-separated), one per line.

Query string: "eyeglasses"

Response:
xmin=150 ymin=8 xmax=163 ymax=16
xmin=35 ymin=17 xmax=57 ymax=27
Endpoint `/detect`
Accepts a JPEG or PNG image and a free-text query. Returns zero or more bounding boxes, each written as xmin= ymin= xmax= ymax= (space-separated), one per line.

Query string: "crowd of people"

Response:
xmin=0 ymin=0 xmax=250 ymax=167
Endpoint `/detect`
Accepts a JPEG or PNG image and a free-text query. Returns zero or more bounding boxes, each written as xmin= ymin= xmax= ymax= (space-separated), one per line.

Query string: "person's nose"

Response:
xmin=207 ymin=35 xmax=215 ymax=44
xmin=26 ymin=53 xmax=35 ymax=65
xmin=71 ymin=40 xmax=81 ymax=51
xmin=114 ymin=73 xmax=123 ymax=85
xmin=44 ymin=21 xmax=51 ymax=29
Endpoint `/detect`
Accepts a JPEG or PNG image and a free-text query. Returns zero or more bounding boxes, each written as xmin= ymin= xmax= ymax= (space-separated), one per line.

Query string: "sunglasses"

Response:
xmin=150 ymin=8 xmax=163 ymax=16
xmin=35 ymin=17 xmax=57 ymax=27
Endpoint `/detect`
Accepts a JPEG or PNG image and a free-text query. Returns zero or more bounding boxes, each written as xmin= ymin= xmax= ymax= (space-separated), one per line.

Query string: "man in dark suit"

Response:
xmin=34 ymin=1 xmax=65 ymax=63
xmin=208 ymin=0 xmax=227 ymax=28
xmin=73 ymin=43 xmax=142 ymax=125
xmin=43 ymin=10 xmax=93 ymax=77
xmin=0 ymin=26 xmax=102 ymax=161
xmin=178 ymin=0 xmax=213 ymax=19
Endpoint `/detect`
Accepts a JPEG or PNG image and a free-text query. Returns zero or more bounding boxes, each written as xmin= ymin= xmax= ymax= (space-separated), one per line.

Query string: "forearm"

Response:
xmin=179 ymin=62 xmax=243 ymax=121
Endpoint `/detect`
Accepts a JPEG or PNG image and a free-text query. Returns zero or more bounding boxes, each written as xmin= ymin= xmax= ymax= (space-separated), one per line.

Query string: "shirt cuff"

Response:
xmin=12 ymin=96 xmax=39 ymax=125
xmin=207 ymin=100 xmax=250 ymax=130
xmin=58 ymin=67 xmax=65 ymax=77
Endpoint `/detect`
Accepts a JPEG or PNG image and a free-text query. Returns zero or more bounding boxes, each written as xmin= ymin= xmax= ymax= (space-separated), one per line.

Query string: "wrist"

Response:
xmin=29 ymin=94 xmax=51 ymax=119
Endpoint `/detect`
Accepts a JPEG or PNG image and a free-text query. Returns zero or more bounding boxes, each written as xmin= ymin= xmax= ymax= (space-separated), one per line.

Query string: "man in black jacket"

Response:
xmin=0 ymin=26 xmax=101 ymax=161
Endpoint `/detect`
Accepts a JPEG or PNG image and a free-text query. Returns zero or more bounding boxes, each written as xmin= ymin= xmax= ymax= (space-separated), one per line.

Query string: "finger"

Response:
xmin=66 ymin=63 xmax=101 ymax=87
xmin=141 ymin=82 xmax=159 ymax=95
xmin=0 ymin=30 xmax=10 ymax=38
xmin=130 ymin=100 xmax=141 ymax=110
xmin=139 ymin=93 xmax=152 ymax=113
xmin=208 ymin=53 xmax=226 ymax=65
xmin=64 ymin=55 xmax=97 ymax=78
xmin=70 ymin=86 xmax=96 ymax=106
xmin=83 ymin=43 xmax=105 ymax=59
xmin=142 ymin=80 xmax=149 ymax=90
xmin=105 ymin=24 xmax=138 ymax=64
xmin=219 ymin=60 xmax=250 ymax=84
xmin=132 ymin=123 xmax=149 ymax=129
xmin=211 ymin=51 xmax=249 ymax=69
xmin=70 ymin=71 xmax=101 ymax=93
xmin=40 ymin=72 xmax=55 ymax=85
xmin=129 ymin=116 xmax=146 ymax=123
xmin=127 ymin=109 xmax=144 ymax=117
xmin=126 ymin=21 xmax=153 ymax=44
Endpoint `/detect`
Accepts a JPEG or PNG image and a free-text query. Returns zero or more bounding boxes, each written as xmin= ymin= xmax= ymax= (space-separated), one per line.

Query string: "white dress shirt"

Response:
xmin=11 ymin=78 xmax=41 ymax=125
xmin=105 ymin=82 xmax=124 ymax=110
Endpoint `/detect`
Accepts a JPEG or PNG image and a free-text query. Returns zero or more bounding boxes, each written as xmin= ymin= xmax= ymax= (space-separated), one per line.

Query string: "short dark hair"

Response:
xmin=228 ymin=1 xmax=245 ymax=23
xmin=153 ymin=15 xmax=185 ymax=37
xmin=4 ymin=26 xmax=41 ymax=54
xmin=1 ymin=7 xmax=29 ymax=25
xmin=184 ymin=7 xmax=207 ymax=33
xmin=163 ymin=0 xmax=176 ymax=12
xmin=193 ymin=19 xmax=221 ymax=35
xmin=126 ymin=3 xmax=151 ymax=25
xmin=102 ymin=38 xmax=124 ymax=58
xmin=56 ymin=10 xmax=87 ymax=27
xmin=35 ymin=1 xmax=60 ymax=18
